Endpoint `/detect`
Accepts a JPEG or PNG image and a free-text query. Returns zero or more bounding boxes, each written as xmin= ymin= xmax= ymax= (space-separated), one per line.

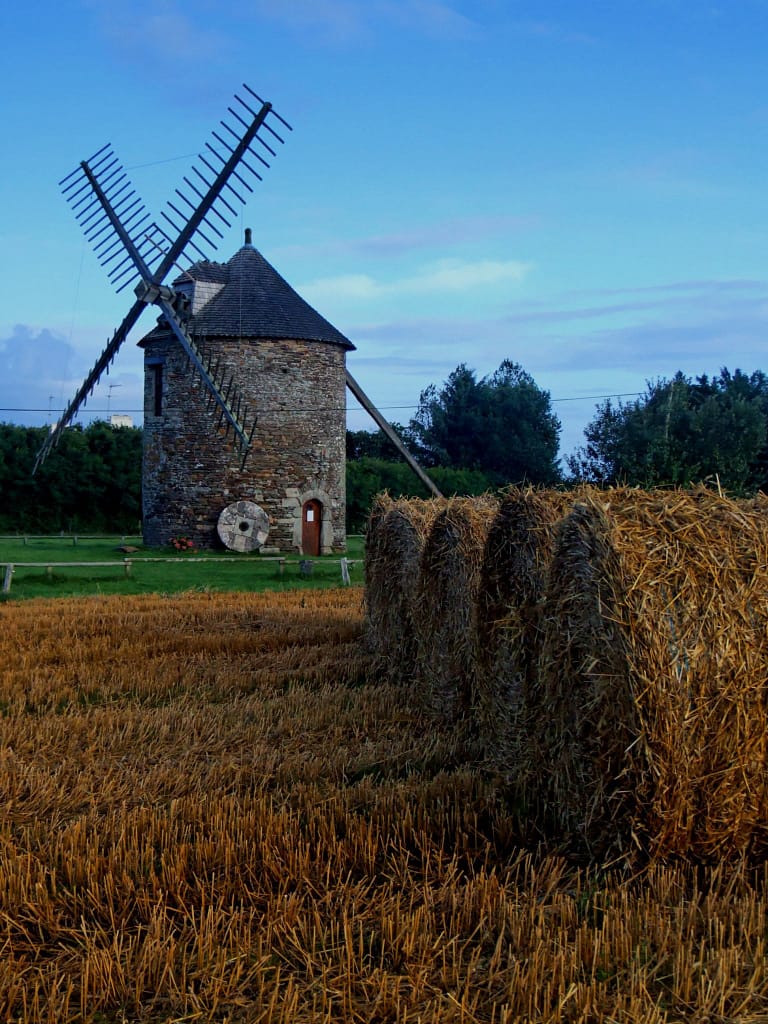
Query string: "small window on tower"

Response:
xmin=152 ymin=364 xmax=163 ymax=416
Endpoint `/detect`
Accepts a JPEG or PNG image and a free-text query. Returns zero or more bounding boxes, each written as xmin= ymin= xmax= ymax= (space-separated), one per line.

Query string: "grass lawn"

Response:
xmin=0 ymin=533 xmax=365 ymax=600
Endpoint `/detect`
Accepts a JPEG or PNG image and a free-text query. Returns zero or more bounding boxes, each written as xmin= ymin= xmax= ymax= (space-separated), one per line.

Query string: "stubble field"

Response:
xmin=0 ymin=587 xmax=766 ymax=1022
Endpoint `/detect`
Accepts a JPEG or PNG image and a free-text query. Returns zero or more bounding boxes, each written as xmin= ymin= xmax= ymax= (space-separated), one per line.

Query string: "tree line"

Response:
xmin=0 ymin=423 xmax=142 ymax=533
xmin=346 ymin=364 xmax=768 ymax=528
xmin=3 ymin=364 xmax=768 ymax=534
xmin=566 ymin=369 xmax=768 ymax=492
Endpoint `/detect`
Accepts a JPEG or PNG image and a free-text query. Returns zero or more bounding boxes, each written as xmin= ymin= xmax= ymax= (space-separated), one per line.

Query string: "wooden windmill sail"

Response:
xmin=34 ymin=84 xmax=441 ymax=498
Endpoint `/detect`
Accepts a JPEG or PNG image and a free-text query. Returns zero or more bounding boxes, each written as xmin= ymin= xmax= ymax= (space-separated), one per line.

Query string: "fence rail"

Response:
xmin=0 ymin=535 xmax=143 ymax=545
xmin=0 ymin=534 xmax=364 ymax=542
xmin=1 ymin=557 xmax=360 ymax=594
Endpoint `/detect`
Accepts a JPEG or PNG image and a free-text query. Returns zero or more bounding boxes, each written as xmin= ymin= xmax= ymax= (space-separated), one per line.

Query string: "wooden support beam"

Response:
xmin=345 ymin=369 xmax=443 ymax=498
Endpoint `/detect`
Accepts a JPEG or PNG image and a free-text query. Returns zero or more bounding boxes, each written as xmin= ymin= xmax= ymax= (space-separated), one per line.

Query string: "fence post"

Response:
xmin=2 ymin=565 xmax=13 ymax=594
xmin=340 ymin=557 xmax=351 ymax=586
xmin=124 ymin=560 xmax=132 ymax=578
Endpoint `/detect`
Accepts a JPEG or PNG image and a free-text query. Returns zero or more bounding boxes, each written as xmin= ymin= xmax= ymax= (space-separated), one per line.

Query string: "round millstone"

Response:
xmin=217 ymin=500 xmax=270 ymax=552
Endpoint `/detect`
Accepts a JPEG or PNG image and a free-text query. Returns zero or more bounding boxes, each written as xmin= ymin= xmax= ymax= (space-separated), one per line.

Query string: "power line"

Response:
xmin=551 ymin=392 xmax=643 ymax=403
xmin=0 ymin=391 xmax=645 ymax=416
xmin=126 ymin=153 xmax=198 ymax=170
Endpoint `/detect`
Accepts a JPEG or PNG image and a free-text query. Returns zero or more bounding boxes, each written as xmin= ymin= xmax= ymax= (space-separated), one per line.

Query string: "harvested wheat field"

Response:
xmin=1 ymin=589 xmax=768 ymax=1021
xmin=534 ymin=487 xmax=768 ymax=864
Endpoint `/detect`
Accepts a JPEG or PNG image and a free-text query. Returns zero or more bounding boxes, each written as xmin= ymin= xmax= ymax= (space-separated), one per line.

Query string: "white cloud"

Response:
xmin=276 ymin=215 xmax=535 ymax=262
xmin=84 ymin=0 xmax=232 ymax=64
xmin=250 ymin=0 xmax=364 ymax=42
xmin=245 ymin=0 xmax=478 ymax=42
xmin=312 ymin=274 xmax=382 ymax=301
xmin=510 ymin=18 xmax=597 ymax=45
xmin=301 ymin=257 xmax=530 ymax=303
xmin=607 ymin=148 xmax=729 ymax=199
xmin=408 ymin=258 xmax=530 ymax=292
xmin=381 ymin=0 xmax=479 ymax=38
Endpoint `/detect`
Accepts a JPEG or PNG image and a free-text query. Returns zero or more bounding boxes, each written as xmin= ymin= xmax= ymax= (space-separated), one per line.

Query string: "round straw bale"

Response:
xmin=413 ymin=496 xmax=499 ymax=721
xmin=533 ymin=486 xmax=768 ymax=862
xmin=473 ymin=487 xmax=575 ymax=783
xmin=365 ymin=497 xmax=447 ymax=683
xmin=363 ymin=492 xmax=397 ymax=668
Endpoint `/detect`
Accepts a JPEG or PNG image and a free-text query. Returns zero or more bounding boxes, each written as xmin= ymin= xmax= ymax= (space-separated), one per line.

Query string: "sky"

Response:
xmin=3 ymin=0 xmax=768 ymax=464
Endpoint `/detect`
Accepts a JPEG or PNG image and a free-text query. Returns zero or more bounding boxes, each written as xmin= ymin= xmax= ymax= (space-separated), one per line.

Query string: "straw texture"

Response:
xmin=362 ymin=492 xmax=396 ymax=670
xmin=474 ymin=488 xmax=573 ymax=784
xmin=364 ymin=495 xmax=446 ymax=683
xmin=413 ymin=496 xmax=499 ymax=721
xmin=534 ymin=487 xmax=768 ymax=862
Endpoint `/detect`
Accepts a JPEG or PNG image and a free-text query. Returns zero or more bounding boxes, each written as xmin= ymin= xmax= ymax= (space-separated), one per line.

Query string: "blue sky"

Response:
xmin=2 ymin=1 xmax=768 ymax=461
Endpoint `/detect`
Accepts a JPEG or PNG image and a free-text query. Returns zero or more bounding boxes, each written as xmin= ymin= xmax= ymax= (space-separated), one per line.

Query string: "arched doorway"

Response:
xmin=301 ymin=499 xmax=322 ymax=555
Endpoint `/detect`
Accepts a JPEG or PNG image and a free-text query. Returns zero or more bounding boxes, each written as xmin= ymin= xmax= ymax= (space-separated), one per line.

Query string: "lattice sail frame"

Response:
xmin=34 ymin=85 xmax=291 ymax=472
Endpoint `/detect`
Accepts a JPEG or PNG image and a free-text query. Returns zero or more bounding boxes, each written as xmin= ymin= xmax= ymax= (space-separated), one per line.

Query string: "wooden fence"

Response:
xmin=1 ymin=557 xmax=359 ymax=594
xmin=0 ymin=535 xmax=143 ymax=545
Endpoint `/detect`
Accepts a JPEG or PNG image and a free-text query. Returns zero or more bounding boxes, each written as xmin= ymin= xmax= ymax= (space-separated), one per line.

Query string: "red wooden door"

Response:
xmin=301 ymin=499 xmax=322 ymax=555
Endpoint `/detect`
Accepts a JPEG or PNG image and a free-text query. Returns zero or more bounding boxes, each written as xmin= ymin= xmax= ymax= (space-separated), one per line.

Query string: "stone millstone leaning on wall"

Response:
xmin=139 ymin=232 xmax=351 ymax=554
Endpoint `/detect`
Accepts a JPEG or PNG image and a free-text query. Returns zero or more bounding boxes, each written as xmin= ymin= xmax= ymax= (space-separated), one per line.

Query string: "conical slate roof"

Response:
xmin=167 ymin=243 xmax=355 ymax=350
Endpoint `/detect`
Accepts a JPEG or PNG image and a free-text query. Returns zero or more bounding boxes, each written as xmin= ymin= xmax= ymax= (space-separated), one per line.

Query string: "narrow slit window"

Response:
xmin=152 ymin=364 xmax=163 ymax=416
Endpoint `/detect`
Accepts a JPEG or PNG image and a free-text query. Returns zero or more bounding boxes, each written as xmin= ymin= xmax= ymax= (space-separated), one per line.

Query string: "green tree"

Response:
xmin=345 ymin=422 xmax=418 ymax=461
xmin=345 ymin=457 xmax=493 ymax=532
xmin=568 ymin=368 xmax=767 ymax=494
xmin=0 ymin=422 xmax=142 ymax=532
xmin=409 ymin=360 xmax=561 ymax=485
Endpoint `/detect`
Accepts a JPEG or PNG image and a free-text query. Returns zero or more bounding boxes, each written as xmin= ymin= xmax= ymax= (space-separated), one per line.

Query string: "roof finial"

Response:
xmin=244 ymin=227 xmax=253 ymax=247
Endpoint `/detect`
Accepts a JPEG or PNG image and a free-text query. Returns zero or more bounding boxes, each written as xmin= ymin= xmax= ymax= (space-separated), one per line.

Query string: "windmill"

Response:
xmin=34 ymin=84 xmax=441 ymax=505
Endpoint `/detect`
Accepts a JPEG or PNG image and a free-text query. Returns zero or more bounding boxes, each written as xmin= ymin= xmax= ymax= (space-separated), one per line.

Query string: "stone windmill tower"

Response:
xmin=139 ymin=231 xmax=352 ymax=554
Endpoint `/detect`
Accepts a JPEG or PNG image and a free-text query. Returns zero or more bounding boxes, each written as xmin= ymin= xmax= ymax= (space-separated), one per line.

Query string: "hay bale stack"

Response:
xmin=363 ymin=492 xmax=396 ymax=668
xmin=474 ymin=488 xmax=575 ymax=782
xmin=413 ymin=496 xmax=499 ymax=721
xmin=534 ymin=487 xmax=768 ymax=862
xmin=364 ymin=496 xmax=445 ymax=682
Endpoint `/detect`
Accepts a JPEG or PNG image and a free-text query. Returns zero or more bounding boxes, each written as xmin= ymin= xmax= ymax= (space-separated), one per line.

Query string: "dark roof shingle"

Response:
xmin=168 ymin=245 xmax=354 ymax=350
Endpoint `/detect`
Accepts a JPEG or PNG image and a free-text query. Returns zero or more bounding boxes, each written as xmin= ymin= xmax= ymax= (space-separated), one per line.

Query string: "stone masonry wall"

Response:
xmin=141 ymin=334 xmax=347 ymax=552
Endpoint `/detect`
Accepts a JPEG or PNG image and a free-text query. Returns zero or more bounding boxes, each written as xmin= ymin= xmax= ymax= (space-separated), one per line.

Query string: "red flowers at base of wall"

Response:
xmin=170 ymin=536 xmax=197 ymax=553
